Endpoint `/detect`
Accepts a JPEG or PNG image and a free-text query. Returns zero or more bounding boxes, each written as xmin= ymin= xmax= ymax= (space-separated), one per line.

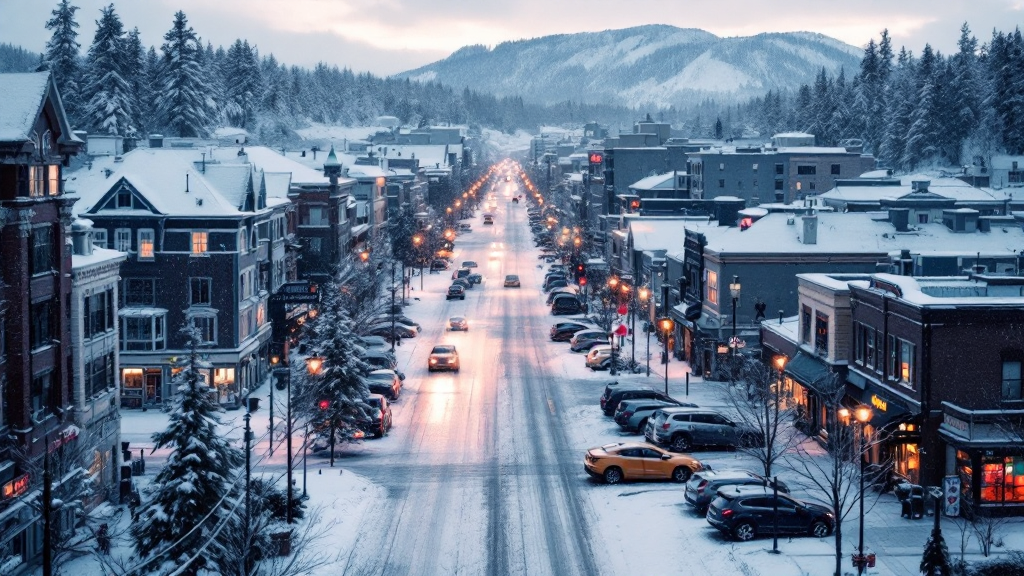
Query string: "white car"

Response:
xmin=489 ymin=242 xmax=505 ymax=259
xmin=586 ymin=345 xmax=614 ymax=369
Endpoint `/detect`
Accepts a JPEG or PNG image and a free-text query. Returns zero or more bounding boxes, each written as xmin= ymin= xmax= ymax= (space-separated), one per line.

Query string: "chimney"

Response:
xmin=889 ymin=208 xmax=909 ymax=232
xmin=71 ymin=219 xmax=94 ymax=256
xmin=911 ymin=180 xmax=930 ymax=192
xmin=149 ymin=133 xmax=164 ymax=148
xmin=714 ymin=197 xmax=745 ymax=227
xmin=800 ymin=214 xmax=818 ymax=244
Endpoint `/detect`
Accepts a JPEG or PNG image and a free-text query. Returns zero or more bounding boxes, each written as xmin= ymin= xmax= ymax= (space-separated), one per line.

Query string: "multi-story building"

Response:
xmin=0 ymin=71 xmax=83 ymax=575
xmin=68 ymin=148 xmax=289 ymax=408
xmin=68 ymin=220 xmax=126 ymax=503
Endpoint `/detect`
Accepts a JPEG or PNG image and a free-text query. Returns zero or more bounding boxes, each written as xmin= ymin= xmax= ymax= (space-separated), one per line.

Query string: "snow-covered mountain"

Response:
xmin=397 ymin=25 xmax=862 ymax=107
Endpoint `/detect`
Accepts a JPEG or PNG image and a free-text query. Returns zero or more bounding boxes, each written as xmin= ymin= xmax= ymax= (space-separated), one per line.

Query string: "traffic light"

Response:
xmin=575 ymin=263 xmax=586 ymax=283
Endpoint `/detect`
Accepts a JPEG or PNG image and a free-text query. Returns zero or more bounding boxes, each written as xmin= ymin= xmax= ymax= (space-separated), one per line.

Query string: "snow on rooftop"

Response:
xmin=72 ymin=245 xmax=126 ymax=269
xmin=627 ymin=218 xmax=694 ymax=252
xmin=629 ymin=171 xmax=685 ymax=191
xmin=0 ymin=72 xmax=50 ymax=142
xmin=818 ymin=175 xmax=1008 ymax=204
xmin=242 ymin=146 xmax=334 ymax=185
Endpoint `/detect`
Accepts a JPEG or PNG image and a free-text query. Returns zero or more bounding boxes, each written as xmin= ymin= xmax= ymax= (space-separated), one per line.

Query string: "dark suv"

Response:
xmin=706 ymin=486 xmax=834 ymax=541
xmin=645 ymin=407 xmax=758 ymax=452
xmin=602 ymin=386 xmax=685 ymax=417
xmin=685 ymin=470 xmax=790 ymax=513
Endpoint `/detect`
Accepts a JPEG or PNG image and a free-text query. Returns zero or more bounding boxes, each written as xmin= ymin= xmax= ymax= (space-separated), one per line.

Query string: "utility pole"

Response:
xmin=42 ymin=441 xmax=53 ymax=576
xmin=243 ymin=408 xmax=253 ymax=575
xmin=286 ymin=366 xmax=294 ymax=524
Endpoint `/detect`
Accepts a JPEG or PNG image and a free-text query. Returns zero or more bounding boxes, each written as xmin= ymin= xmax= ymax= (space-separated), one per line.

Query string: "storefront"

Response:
xmin=783 ymin=351 xmax=841 ymax=438
xmin=941 ymin=403 xmax=1024 ymax=515
xmin=846 ymin=382 xmax=922 ymax=485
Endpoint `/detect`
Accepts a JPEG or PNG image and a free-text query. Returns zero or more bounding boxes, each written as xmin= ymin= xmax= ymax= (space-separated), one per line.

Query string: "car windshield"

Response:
xmin=367 ymin=372 xmax=394 ymax=381
xmin=431 ymin=346 xmax=455 ymax=354
xmin=450 ymin=317 xmax=465 ymax=323
xmin=506 ymin=275 xmax=518 ymax=281
xmin=366 ymin=397 xmax=382 ymax=408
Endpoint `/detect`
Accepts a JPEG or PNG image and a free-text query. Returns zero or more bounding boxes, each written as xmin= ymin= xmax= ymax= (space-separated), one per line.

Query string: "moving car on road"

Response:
xmin=504 ymin=274 xmax=521 ymax=288
xmin=448 ymin=317 xmax=469 ymax=331
xmin=584 ymin=442 xmax=703 ymax=484
xmin=447 ymin=285 xmax=466 ymax=300
xmin=706 ymin=486 xmax=834 ymax=541
xmin=428 ymin=345 xmax=460 ymax=372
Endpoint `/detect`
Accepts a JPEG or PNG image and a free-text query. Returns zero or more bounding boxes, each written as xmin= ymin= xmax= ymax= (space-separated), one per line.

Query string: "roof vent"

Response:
xmin=113 ymin=155 xmax=123 ymax=163
xmin=196 ymin=198 xmax=203 ymax=206
xmin=786 ymin=216 xmax=795 ymax=225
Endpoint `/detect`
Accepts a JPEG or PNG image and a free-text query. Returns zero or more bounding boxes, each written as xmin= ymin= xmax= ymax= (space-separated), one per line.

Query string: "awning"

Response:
xmin=846 ymin=385 xmax=916 ymax=431
xmin=783 ymin=352 xmax=837 ymax=394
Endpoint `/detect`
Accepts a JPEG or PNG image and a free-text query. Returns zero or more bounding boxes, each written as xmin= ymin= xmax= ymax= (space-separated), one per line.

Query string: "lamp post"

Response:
xmin=638 ymin=286 xmax=651 ymax=376
xmin=729 ymin=275 xmax=741 ymax=358
xmin=608 ymin=276 xmax=620 ymax=376
xmin=412 ymin=233 xmax=424 ymax=290
xmin=272 ymin=356 xmax=297 ymax=525
xmin=841 ymin=405 xmax=873 ymax=575
xmin=658 ymin=317 xmax=674 ymax=395
xmin=390 ymin=259 xmax=398 ymax=353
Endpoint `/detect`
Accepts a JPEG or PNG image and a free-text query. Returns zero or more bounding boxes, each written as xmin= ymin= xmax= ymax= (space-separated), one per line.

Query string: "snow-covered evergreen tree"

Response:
xmin=223 ymin=39 xmax=264 ymax=128
xmin=902 ymin=45 xmax=942 ymax=168
xmin=878 ymin=48 xmax=916 ymax=170
xmin=944 ymin=24 xmax=981 ymax=164
xmin=156 ymin=11 xmax=214 ymax=137
xmin=300 ymin=276 xmax=372 ymax=450
xmin=81 ymin=4 xmax=134 ymax=135
xmin=131 ymin=323 xmax=243 ymax=576
xmin=123 ymin=27 xmax=147 ymax=135
xmin=920 ymin=523 xmax=953 ymax=576
xmin=44 ymin=0 xmax=82 ymax=122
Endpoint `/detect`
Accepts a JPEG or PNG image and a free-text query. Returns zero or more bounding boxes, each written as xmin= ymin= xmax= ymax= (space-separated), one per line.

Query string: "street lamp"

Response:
xmin=412 ymin=234 xmax=424 ymax=290
xmin=658 ymin=317 xmax=674 ymax=395
xmin=306 ymin=356 xmax=329 ymax=473
xmin=841 ymin=405 xmax=873 ymax=575
xmin=729 ymin=275 xmax=742 ymax=359
xmin=638 ymin=287 xmax=651 ymax=376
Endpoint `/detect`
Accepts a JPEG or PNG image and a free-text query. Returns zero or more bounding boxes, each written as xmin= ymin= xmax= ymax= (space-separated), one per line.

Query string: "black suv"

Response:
xmin=601 ymin=386 xmax=689 ymax=417
xmin=706 ymin=486 xmax=834 ymax=542
xmin=685 ymin=470 xmax=790 ymax=513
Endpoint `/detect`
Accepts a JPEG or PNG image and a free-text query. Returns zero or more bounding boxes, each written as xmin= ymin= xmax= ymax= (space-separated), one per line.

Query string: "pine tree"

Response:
xmin=123 ymin=27 xmax=146 ymax=136
xmin=301 ymin=277 xmax=373 ymax=451
xmin=920 ymin=524 xmax=953 ymax=576
xmin=223 ymin=39 xmax=264 ymax=128
xmin=879 ymin=48 xmax=916 ymax=170
xmin=947 ymin=24 xmax=980 ymax=164
xmin=81 ymin=4 xmax=134 ymax=135
xmin=44 ymin=0 xmax=82 ymax=122
xmin=156 ymin=11 xmax=214 ymax=137
xmin=902 ymin=45 xmax=941 ymax=169
xmin=132 ymin=323 xmax=244 ymax=576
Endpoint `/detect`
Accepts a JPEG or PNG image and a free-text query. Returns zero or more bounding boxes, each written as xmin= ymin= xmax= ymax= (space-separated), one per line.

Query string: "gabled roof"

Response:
xmin=627 ymin=218 xmax=693 ymax=252
xmin=243 ymin=145 xmax=336 ymax=186
xmin=0 ymin=71 xmax=82 ymax=144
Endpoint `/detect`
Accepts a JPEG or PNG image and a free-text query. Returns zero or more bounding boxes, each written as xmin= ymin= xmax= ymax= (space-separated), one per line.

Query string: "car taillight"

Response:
xmin=661 ymin=422 xmax=670 ymax=430
xmin=697 ymin=480 xmax=708 ymax=494
xmin=721 ymin=509 xmax=734 ymax=518
xmin=622 ymin=411 xmax=633 ymax=418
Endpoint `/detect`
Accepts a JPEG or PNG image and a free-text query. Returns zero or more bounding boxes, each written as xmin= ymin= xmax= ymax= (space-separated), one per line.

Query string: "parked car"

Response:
xmin=452 ymin=277 xmax=472 ymax=290
xmin=362 ymin=350 xmax=398 ymax=372
xmin=458 ymin=223 xmax=472 ymax=232
xmin=706 ymin=486 xmax=834 ymax=541
xmin=358 ymin=335 xmax=390 ymax=349
xmin=367 ymin=318 xmax=419 ymax=336
xmin=604 ymin=387 xmax=681 ymax=417
xmin=428 ymin=345 xmax=460 ymax=372
xmin=570 ymin=335 xmax=607 ymax=353
xmin=430 ymin=259 xmax=450 ymax=271
xmin=467 ymin=273 xmax=483 ymax=285
xmin=551 ymin=294 xmax=585 ymax=315
xmin=453 ymin=268 xmax=471 ymax=280
xmin=645 ymin=407 xmax=758 ymax=452
xmin=546 ymin=286 xmax=579 ymax=305
xmin=614 ymin=399 xmax=687 ymax=432
xmin=504 ymin=274 xmax=521 ymax=288
xmin=359 ymin=394 xmax=392 ymax=438
xmin=369 ymin=314 xmax=420 ymax=329
xmin=586 ymin=345 xmax=615 ymax=369
xmin=461 ymin=260 xmax=478 ymax=268
xmin=364 ymin=323 xmax=417 ymax=342
xmin=365 ymin=369 xmax=402 ymax=401
xmin=448 ymin=316 xmax=469 ymax=331
xmin=544 ymin=278 xmax=570 ymax=292
xmin=584 ymin=442 xmax=703 ymax=484
xmin=600 ymin=383 xmax=652 ymax=412
xmin=447 ymin=285 xmax=466 ymax=300
xmin=550 ymin=320 xmax=596 ymax=341
xmin=685 ymin=470 xmax=790 ymax=514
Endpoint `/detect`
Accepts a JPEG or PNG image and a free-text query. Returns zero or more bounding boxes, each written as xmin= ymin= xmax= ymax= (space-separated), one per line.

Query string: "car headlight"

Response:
xmin=430 ymin=358 xmax=437 ymax=364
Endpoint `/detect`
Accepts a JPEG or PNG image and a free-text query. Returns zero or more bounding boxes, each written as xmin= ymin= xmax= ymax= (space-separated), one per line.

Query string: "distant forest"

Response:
xmin=15 ymin=2 xmax=1024 ymax=170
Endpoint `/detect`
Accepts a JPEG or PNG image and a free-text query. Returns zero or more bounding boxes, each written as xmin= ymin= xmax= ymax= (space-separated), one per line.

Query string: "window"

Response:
xmin=30 ymin=300 xmax=52 ymax=349
xmin=775 ymin=163 xmax=784 ymax=175
xmin=124 ymin=278 xmax=155 ymax=306
xmin=48 ymin=165 xmax=59 ymax=195
xmin=190 ymin=278 xmax=212 ymax=306
xmin=306 ymin=207 xmax=327 ymax=226
xmin=93 ymin=229 xmax=108 ymax=248
xmin=86 ymin=353 xmax=114 ymax=397
xmin=831 ymin=164 xmax=841 ymax=175
xmin=85 ymin=290 xmax=113 ymax=339
xmin=752 ymin=163 xmax=759 ymax=171
xmin=138 ymin=229 xmax=155 ymax=259
xmin=814 ymin=312 xmax=829 ymax=355
xmin=796 ymin=182 xmax=802 ymax=191
xmin=706 ymin=270 xmax=719 ymax=305
xmin=191 ymin=315 xmax=216 ymax=345
xmin=28 ymin=166 xmax=46 ymax=197
xmin=1003 ymin=361 xmax=1022 ymax=400
xmin=117 ymin=188 xmax=132 ymax=208
xmin=801 ymin=305 xmax=812 ymax=344
xmin=797 ymin=165 xmax=816 ymax=175
xmin=809 ymin=182 xmax=816 ymax=190
xmin=31 ymin=371 xmax=53 ymax=419
xmin=865 ymin=327 xmax=877 ymax=370
xmin=887 ymin=336 xmax=915 ymax=386
xmin=308 ymin=237 xmax=322 ymax=254
xmin=774 ymin=180 xmax=784 ymax=190
xmin=192 ymin=231 xmax=208 ymax=254
xmin=736 ymin=180 xmax=744 ymax=190
xmin=115 ymin=228 xmax=131 ymax=252
xmin=121 ymin=312 xmax=166 ymax=351
xmin=718 ymin=179 xmax=725 ymax=189
xmin=31 ymin=226 xmax=53 ymax=275
xmin=918 ymin=214 xmax=929 ymax=224
xmin=238 ymin=229 xmax=247 ymax=252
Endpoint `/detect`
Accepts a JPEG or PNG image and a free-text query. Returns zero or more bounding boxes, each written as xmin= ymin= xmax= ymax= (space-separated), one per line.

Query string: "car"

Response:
xmin=452 ymin=277 xmax=472 ymax=290
xmin=584 ymin=442 xmax=703 ymax=484
xmin=586 ymin=345 xmax=615 ymax=369
xmin=446 ymin=285 xmax=466 ymax=300
xmin=364 ymin=323 xmax=417 ymax=342
xmin=428 ymin=345 xmax=460 ymax=372
xmin=685 ymin=470 xmax=790 ymax=514
xmin=551 ymin=295 xmax=585 ymax=316
xmin=362 ymin=350 xmax=399 ymax=372
xmin=461 ymin=261 xmax=478 ymax=268
xmin=452 ymin=268 xmax=471 ymax=280
xmin=430 ymin=259 xmax=450 ymax=272
xmin=544 ymin=278 xmax=570 ymax=293
xmin=367 ymin=318 xmax=419 ymax=336
xmin=550 ymin=321 xmax=596 ymax=342
xmin=370 ymin=314 xmax=420 ymax=330
xmin=604 ymin=387 xmax=682 ymax=417
xmin=483 ymin=215 xmax=494 ymax=225
xmin=359 ymin=394 xmax=392 ymax=438
xmin=614 ymin=399 xmax=688 ymax=432
xmin=448 ymin=316 xmax=469 ymax=331
xmin=504 ymin=275 xmax=521 ymax=288
xmin=365 ymin=369 xmax=402 ymax=401
xmin=489 ymin=242 xmax=505 ymax=259
xmin=706 ymin=486 xmax=834 ymax=541
xmin=546 ymin=287 xmax=579 ymax=305
xmin=358 ymin=335 xmax=390 ymax=349
xmin=645 ymin=407 xmax=757 ymax=452
xmin=458 ymin=223 xmax=472 ymax=232
xmin=570 ymin=329 xmax=606 ymax=348
xmin=467 ymin=273 xmax=483 ymax=285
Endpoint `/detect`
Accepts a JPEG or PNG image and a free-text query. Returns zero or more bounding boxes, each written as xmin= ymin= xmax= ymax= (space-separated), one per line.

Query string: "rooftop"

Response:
xmin=815 ymin=175 xmax=1010 ymax=205
xmin=856 ymin=273 xmax=1024 ymax=307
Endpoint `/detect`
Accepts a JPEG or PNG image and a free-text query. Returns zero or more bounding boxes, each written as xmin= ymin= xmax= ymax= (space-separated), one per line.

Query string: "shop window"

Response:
xmin=979 ymin=456 xmax=1024 ymax=504
xmin=1002 ymin=361 xmax=1022 ymax=400
xmin=31 ymin=226 xmax=53 ymax=275
xmin=814 ymin=312 xmax=829 ymax=355
xmin=801 ymin=305 xmax=812 ymax=344
xmin=706 ymin=270 xmax=719 ymax=305
xmin=138 ymin=229 xmax=155 ymax=259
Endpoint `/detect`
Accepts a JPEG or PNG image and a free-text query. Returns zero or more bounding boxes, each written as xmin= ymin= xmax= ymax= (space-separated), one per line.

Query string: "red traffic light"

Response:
xmin=579 ymin=277 xmax=587 ymax=286
xmin=318 ymin=399 xmax=330 ymax=411
xmin=588 ymin=153 xmax=603 ymax=164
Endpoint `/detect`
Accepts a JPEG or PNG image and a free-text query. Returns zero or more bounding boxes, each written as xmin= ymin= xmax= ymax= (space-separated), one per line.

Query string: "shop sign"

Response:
xmin=943 ymin=475 xmax=961 ymax=517
xmin=2 ymin=473 xmax=29 ymax=499
xmin=943 ymin=413 xmax=970 ymax=437
xmin=49 ymin=425 xmax=80 ymax=452
xmin=870 ymin=394 xmax=888 ymax=412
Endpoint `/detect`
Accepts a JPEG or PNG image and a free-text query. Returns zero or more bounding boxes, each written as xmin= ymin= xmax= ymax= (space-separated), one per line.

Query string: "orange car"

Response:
xmin=584 ymin=442 xmax=702 ymax=484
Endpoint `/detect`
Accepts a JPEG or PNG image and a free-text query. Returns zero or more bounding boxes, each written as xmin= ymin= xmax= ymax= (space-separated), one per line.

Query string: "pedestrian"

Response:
xmin=96 ymin=523 xmax=111 ymax=554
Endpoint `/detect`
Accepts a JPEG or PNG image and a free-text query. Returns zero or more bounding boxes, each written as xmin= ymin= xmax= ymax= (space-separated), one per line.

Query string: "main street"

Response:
xmin=335 ymin=178 xmax=606 ymax=576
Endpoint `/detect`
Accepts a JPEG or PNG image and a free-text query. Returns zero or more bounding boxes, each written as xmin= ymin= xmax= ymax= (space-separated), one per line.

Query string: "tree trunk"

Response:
xmin=834 ymin=522 xmax=843 ymax=576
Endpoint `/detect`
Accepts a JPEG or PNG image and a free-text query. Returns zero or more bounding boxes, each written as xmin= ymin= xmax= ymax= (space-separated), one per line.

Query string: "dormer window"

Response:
xmin=117 ymin=188 xmax=133 ymax=208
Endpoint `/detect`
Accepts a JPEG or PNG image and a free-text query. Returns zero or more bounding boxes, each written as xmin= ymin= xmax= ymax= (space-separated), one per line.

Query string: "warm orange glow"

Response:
xmin=375 ymin=177 xmax=386 ymax=188
xmin=855 ymin=406 xmax=872 ymax=423
xmin=413 ymin=234 xmax=423 ymax=246
xmin=270 ymin=355 xmax=280 ymax=365
xmin=608 ymin=277 xmax=619 ymax=288
xmin=838 ymin=407 xmax=851 ymax=420
xmin=659 ymin=318 xmax=674 ymax=332
xmin=774 ymin=356 xmax=787 ymax=371
xmin=306 ymin=357 xmax=324 ymax=375
xmin=360 ymin=251 xmax=370 ymax=262
xmin=638 ymin=287 xmax=649 ymax=300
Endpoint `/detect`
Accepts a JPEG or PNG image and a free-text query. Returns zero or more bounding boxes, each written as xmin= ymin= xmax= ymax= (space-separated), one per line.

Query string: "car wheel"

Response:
xmin=810 ymin=520 xmax=831 ymax=538
xmin=672 ymin=467 xmax=692 ymax=483
xmin=733 ymin=522 xmax=756 ymax=542
xmin=603 ymin=466 xmax=623 ymax=485
xmin=461 ymin=296 xmax=465 ymax=300
xmin=671 ymin=433 xmax=693 ymax=452
xmin=636 ymin=418 xmax=649 ymax=433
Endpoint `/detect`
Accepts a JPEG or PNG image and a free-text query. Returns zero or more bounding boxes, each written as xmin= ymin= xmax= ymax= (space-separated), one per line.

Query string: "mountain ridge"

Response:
xmin=397 ymin=25 xmax=863 ymax=108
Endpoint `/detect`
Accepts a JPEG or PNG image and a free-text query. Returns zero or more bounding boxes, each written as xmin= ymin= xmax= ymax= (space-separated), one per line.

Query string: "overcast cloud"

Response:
xmin=1 ymin=0 xmax=1021 ymax=75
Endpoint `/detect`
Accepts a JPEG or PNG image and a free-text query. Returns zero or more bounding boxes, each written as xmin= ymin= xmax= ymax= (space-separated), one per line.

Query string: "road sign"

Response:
xmin=943 ymin=476 xmax=961 ymax=516
xmin=729 ymin=336 xmax=745 ymax=349
xmin=271 ymin=281 xmax=320 ymax=304
xmin=617 ymin=304 xmax=628 ymax=315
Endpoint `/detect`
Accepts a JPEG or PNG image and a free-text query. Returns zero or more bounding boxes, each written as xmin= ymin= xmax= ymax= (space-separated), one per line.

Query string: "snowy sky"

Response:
xmin=2 ymin=0 xmax=1021 ymax=76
